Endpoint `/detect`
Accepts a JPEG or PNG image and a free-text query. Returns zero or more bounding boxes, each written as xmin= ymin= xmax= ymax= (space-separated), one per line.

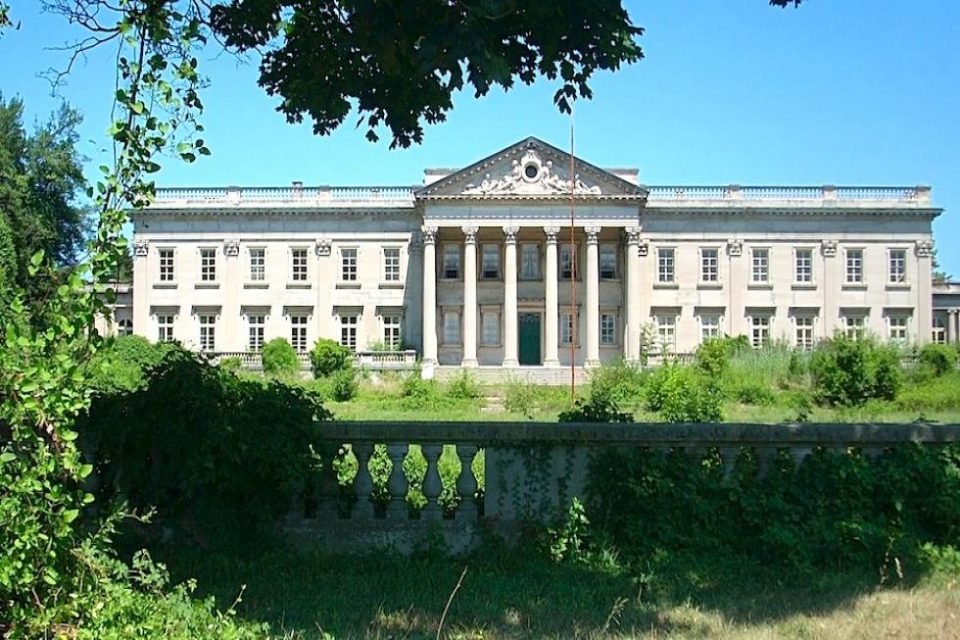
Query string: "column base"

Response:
xmin=420 ymin=361 xmax=437 ymax=380
xmin=502 ymin=358 xmax=519 ymax=367
xmin=461 ymin=358 xmax=479 ymax=368
xmin=542 ymin=358 xmax=561 ymax=368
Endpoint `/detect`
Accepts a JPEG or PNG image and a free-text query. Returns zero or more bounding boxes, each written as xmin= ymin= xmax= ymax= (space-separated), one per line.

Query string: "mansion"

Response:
xmin=119 ymin=137 xmax=952 ymax=376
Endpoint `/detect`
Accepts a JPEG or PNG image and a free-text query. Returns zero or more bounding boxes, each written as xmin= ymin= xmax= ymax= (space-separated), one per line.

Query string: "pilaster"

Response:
xmin=502 ymin=226 xmax=519 ymax=367
xmin=462 ymin=226 xmax=479 ymax=367
xmin=624 ymin=227 xmax=642 ymax=361
xmin=584 ymin=226 xmax=601 ymax=367
xmin=132 ymin=239 xmax=150 ymax=339
xmin=543 ymin=226 xmax=560 ymax=367
xmin=421 ymin=227 xmax=438 ymax=370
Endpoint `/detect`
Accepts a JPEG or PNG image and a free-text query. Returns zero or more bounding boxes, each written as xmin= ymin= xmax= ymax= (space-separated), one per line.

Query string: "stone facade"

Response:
xmin=128 ymin=137 xmax=944 ymax=374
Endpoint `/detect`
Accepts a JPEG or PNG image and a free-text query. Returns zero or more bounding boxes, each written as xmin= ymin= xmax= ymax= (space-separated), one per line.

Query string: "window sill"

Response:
xmin=195 ymin=282 xmax=220 ymax=289
xmin=748 ymin=283 xmax=773 ymax=290
xmin=379 ymin=282 xmax=404 ymax=289
xmin=286 ymin=282 xmax=312 ymax=289
xmin=244 ymin=282 xmax=269 ymax=289
xmin=440 ymin=277 xmax=463 ymax=282
xmin=600 ymin=276 xmax=621 ymax=282
xmin=480 ymin=343 xmax=502 ymax=348
xmin=697 ymin=282 xmax=723 ymax=290
xmin=336 ymin=282 xmax=362 ymax=289
xmin=791 ymin=283 xmax=817 ymax=290
xmin=153 ymin=283 xmax=178 ymax=289
xmin=842 ymin=284 xmax=868 ymax=291
xmin=653 ymin=282 xmax=678 ymax=289
xmin=886 ymin=283 xmax=911 ymax=291
xmin=480 ymin=276 xmax=502 ymax=282
xmin=519 ymin=277 xmax=543 ymax=283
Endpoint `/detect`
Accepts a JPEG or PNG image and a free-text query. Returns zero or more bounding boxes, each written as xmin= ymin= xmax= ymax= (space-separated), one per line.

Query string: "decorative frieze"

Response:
xmin=726 ymin=239 xmax=743 ymax=257
xmin=915 ymin=240 xmax=934 ymax=258
xmin=637 ymin=241 xmax=650 ymax=257
xmin=133 ymin=239 xmax=149 ymax=257
xmin=821 ymin=240 xmax=838 ymax=257
xmin=462 ymin=148 xmax=603 ymax=196
xmin=315 ymin=237 xmax=332 ymax=257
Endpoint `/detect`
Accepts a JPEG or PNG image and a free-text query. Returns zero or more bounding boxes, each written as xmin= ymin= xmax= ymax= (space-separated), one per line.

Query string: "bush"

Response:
xmin=446 ymin=370 xmax=481 ymax=400
xmin=919 ymin=343 xmax=956 ymax=378
xmin=262 ymin=337 xmax=300 ymax=378
xmin=400 ymin=367 xmax=445 ymax=408
xmin=810 ymin=334 xmax=903 ymax=406
xmin=732 ymin=380 xmax=777 ymax=406
xmin=695 ymin=338 xmax=730 ymax=379
xmin=645 ymin=364 xmax=723 ymax=422
xmin=88 ymin=335 xmax=178 ymax=393
xmin=310 ymin=338 xmax=353 ymax=378
xmin=588 ymin=359 xmax=646 ymax=409
xmin=218 ymin=356 xmax=243 ymax=373
xmin=331 ymin=367 xmax=358 ymax=401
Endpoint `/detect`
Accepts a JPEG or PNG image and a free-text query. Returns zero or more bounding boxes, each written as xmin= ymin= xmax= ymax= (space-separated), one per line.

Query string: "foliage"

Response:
xmin=503 ymin=381 xmax=570 ymax=418
xmin=209 ymin=1 xmax=643 ymax=147
xmin=695 ymin=338 xmax=730 ymax=378
xmin=732 ymin=380 xmax=777 ymax=406
xmin=445 ymin=370 xmax=481 ymax=400
xmin=87 ymin=334 xmax=178 ymax=393
xmin=310 ymin=338 xmax=353 ymax=378
xmin=81 ymin=345 xmax=332 ymax=541
xmin=895 ymin=373 xmax=960 ymax=412
xmin=543 ymin=498 xmax=591 ymax=563
xmin=645 ymin=364 xmax=723 ymax=422
xmin=558 ymin=393 xmax=632 ymax=424
xmin=330 ymin=367 xmax=358 ymax=401
xmin=637 ymin=322 xmax=657 ymax=367
xmin=918 ymin=343 xmax=956 ymax=378
xmin=218 ymin=355 xmax=243 ymax=373
xmin=588 ymin=359 xmax=646 ymax=410
xmin=261 ymin=337 xmax=300 ymax=378
xmin=810 ymin=334 xmax=903 ymax=406
xmin=400 ymin=368 xmax=444 ymax=408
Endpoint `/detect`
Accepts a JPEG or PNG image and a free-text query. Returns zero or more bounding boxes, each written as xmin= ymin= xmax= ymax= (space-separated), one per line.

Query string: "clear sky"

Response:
xmin=2 ymin=1 xmax=958 ymax=275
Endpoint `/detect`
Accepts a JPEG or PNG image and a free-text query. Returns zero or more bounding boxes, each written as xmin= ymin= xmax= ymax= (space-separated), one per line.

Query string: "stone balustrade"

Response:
xmin=285 ymin=421 xmax=960 ymax=553
xmin=211 ymin=350 xmax=417 ymax=371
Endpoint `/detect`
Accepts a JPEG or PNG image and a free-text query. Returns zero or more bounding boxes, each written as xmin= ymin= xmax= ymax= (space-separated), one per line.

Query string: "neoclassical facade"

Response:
xmin=129 ymin=137 xmax=943 ymax=375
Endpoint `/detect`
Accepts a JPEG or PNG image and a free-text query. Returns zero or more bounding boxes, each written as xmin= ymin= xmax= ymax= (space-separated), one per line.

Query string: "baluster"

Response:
xmin=456 ymin=444 xmax=479 ymax=521
xmin=755 ymin=446 xmax=774 ymax=479
xmin=789 ymin=446 xmax=812 ymax=468
xmin=421 ymin=444 xmax=444 ymax=521
xmin=720 ymin=447 xmax=738 ymax=480
xmin=386 ymin=443 xmax=410 ymax=521
xmin=352 ymin=443 xmax=375 ymax=520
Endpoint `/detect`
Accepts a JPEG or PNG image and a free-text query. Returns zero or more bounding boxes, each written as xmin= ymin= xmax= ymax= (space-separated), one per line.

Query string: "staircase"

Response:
xmin=435 ymin=366 xmax=589 ymax=386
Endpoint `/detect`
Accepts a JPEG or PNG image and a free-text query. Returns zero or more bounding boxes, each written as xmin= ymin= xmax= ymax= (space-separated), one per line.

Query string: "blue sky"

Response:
xmin=2 ymin=1 xmax=958 ymax=275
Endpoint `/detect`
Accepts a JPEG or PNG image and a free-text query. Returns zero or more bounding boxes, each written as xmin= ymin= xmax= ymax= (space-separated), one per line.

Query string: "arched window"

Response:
xmin=118 ymin=318 xmax=133 ymax=336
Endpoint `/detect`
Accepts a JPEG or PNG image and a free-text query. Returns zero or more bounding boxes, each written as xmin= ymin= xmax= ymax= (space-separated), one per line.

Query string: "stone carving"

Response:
xmin=502 ymin=225 xmax=519 ymax=243
xmin=726 ymin=239 xmax=743 ymax=257
xmin=915 ymin=240 xmax=934 ymax=258
xmin=463 ymin=149 xmax=602 ymax=196
xmin=584 ymin=226 xmax=601 ymax=244
xmin=624 ymin=226 xmax=643 ymax=245
xmin=543 ymin=226 xmax=561 ymax=243
xmin=133 ymin=239 xmax=149 ymax=257
xmin=637 ymin=241 xmax=650 ymax=257
xmin=462 ymin=225 xmax=478 ymax=244
xmin=223 ymin=238 xmax=240 ymax=257
xmin=821 ymin=240 xmax=838 ymax=257
xmin=421 ymin=226 xmax=438 ymax=244
xmin=315 ymin=237 xmax=332 ymax=256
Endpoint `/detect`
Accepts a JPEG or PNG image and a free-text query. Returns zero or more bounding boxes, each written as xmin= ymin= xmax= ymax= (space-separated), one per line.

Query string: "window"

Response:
xmin=520 ymin=243 xmax=540 ymax=280
xmin=932 ymin=316 xmax=947 ymax=344
xmin=845 ymin=248 xmax=864 ymax=284
xmin=795 ymin=316 xmax=815 ymax=350
xmin=657 ymin=248 xmax=675 ymax=283
xmin=600 ymin=245 xmax=617 ymax=279
xmin=888 ymin=315 xmax=909 ymax=344
xmin=481 ymin=309 xmax=500 ymax=345
xmin=247 ymin=315 xmax=265 ymax=352
xmin=156 ymin=314 xmax=174 ymax=342
xmin=700 ymin=314 xmax=721 ymax=342
xmin=341 ymin=248 xmax=358 ymax=282
xmin=600 ymin=313 xmax=617 ymax=345
xmin=842 ymin=313 xmax=866 ymax=338
xmin=442 ymin=310 xmax=461 ymax=345
xmin=383 ymin=247 xmax=401 ymax=282
xmin=159 ymin=248 xmax=175 ymax=282
xmin=889 ymin=249 xmax=907 ymax=284
xmin=700 ymin=248 xmax=719 ymax=283
xmin=382 ymin=314 xmax=402 ymax=349
xmin=291 ymin=248 xmax=308 ymax=282
xmin=442 ymin=245 xmax=461 ymax=279
xmin=560 ymin=312 xmax=576 ymax=345
xmin=750 ymin=315 xmax=770 ymax=349
xmin=199 ymin=315 xmax=216 ymax=351
xmin=249 ymin=248 xmax=265 ymax=281
xmin=655 ymin=315 xmax=676 ymax=353
xmin=340 ymin=315 xmax=359 ymax=351
xmin=560 ymin=244 xmax=578 ymax=279
xmin=116 ymin=318 xmax=133 ymax=336
xmin=751 ymin=248 xmax=769 ymax=284
xmin=291 ymin=315 xmax=309 ymax=352
xmin=795 ymin=248 xmax=813 ymax=283
xmin=481 ymin=244 xmax=500 ymax=279
xmin=200 ymin=248 xmax=217 ymax=282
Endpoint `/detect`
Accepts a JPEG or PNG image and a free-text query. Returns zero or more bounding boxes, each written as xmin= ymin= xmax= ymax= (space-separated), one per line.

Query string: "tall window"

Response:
xmin=657 ymin=248 xmax=675 ymax=283
xmin=340 ymin=315 xmax=359 ymax=351
xmin=341 ymin=248 xmax=358 ymax=281
xmin=156 ymin=314 xmax=174 ymax=342
xmin=383 ymin=247 xmax=401 ymax=282
xmin=700 ymin=314 xmax=721 ymax=342
xmin=290 ymin=315 xmax=309 ymax=352
xmin=845 ymin=248 xmax=864 ymax=284
xmin=932 ymin=316 xmax=947 ymax=344
xmin=442 ymin=245 xmax=461 ymax=279
xmin=655 ymin=315 xmax=676 ymax=353
xmin=117 ymin=318 xmax=133 ymax=336
xmin=159 ymin=248 xmax=175 ymax=282
xmin=199 ymin=315 xmax=216 ymax=351
xmin=842 ymin=313 xmax=866 ymax=338
xmin=247 ymin=315 xmax=265 ymax=351
xmin=750 ymin=315 xmax=770 ymax=349
xmin=443 ymin=310 xmax=461 ymax=345
xmin=600 ymin=313 xmax=616 ymax=345
xmin=700 ymin=248 xmax=719 ymax=283
xmin=560 ymin=312 xmax=576 ymax=345
xmin=888 ymin=316 xmax=909 ymax=344
xmin=481 ymin=309 xmax=500 ymax=345
xmin=520 ymin=243 xmax=540 ymax=280
xmin=795 ymin=316 xmax=815 ymax=350
xmin=889 ymin=249 xmax=907 ymax=284
xmin=200 ymin=248 xmax=217 ymax=282
xmin=481 ymin=244 xmax=500 ymax=279
xmin=382 ymin=314 xmax=402 ymax=349
xmin=249 ymin=248 xmax=265 ymax=281
xmin=751 ymin=248 xmax=769 ymax=284
xmin=291 ymin=248 xmax=308 ymax=282
xmin=560 ymin=244 xmax=578 ymax=279
xmin=600 ymin=245 xmax=617 ymax=279
xmin=795 ymin=248 xmax=813 ymax=283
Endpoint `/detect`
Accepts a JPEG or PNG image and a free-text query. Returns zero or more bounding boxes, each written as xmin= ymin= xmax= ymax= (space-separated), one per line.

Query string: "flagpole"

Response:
xmin=569 ymin=105 xmax=577 ymax=404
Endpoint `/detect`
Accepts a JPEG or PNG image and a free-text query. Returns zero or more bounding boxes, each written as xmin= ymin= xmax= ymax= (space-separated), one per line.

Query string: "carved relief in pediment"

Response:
xmin=463 ymin=149 xmax=602 ymax=196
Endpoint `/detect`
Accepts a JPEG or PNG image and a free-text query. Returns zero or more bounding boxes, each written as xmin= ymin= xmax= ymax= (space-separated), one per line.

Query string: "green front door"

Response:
xmin=518 ymin=313 xmax=541 ymax=365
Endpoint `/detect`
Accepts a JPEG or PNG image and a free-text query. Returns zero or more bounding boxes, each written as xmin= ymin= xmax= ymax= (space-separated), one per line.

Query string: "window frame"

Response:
xmin=559 ymin=243 xmax=579 ymax=280
xmin=700 ymin=247 xmax=719 ymax=284
xmin=156 ymin=313 xmax=175 ymax=342
xmin=247 ymin=314 xmax=265 ymax=352
xmin=749 ymin=314 xmax=771 ymax=349
xmin=888 ymin=314 xmax=910 ymax=344
xmin=339 ymin=313 xmax=359 ymax=351
xmin=290 ymin=247 xmax=309 ymax=282
xmin=480 ymin=243 xmax=501 ymax=280
xmin=845 ymin=247 xmax=865 ymax=285
xmin=158 ymin=247 xmax=175 ymax=282
xmin=520 ymin=243 xmax=541 ymax=281
xmin=888 ymin=248 xmax=908 ymax=284
xmin=751 ymin=247 xmax=770 ymax=284
xmin=481 ymin=307 xmax=501 ymax=346
xmin=340 ymin=247 xmax=359 ymax=282
xmin=442 ymin=308 xmax=462 ymax=345
xmin=599 ymin=244 xmax=618 ymax=279
xmin=199 ymin=247 xmax=217 ymax=282
xmin=794 ymin=247 xmax=814 ymax=284
xmin=441 ymin=244 xmax=462 ymax=280
xmin=600 ymin=312 xmax=617 ymax=345
xmin=382 ymin=246 xmax=402 ymax=283
xmin=657 ymin=247 xmax=676 ymax=284
xmin=382 ymin=313 xmax=403 ymax=350
xmin=248 ymin=247 xmax=266 ymax=282
xmin=560 ymin=310 xmax=578 ymax=346
xmin=794 ymin=315 xmax=815 ymax=351
xmin=655 ymin=313 xmax=677 ymax=353
xmin=699 ymin=313 xmax=722 ymax=342
xmin=198 ymin=314 xmax=217 ymax=352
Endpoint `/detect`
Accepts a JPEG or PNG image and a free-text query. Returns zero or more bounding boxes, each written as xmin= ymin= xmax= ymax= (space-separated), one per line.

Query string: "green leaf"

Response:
xmin=0 ymin=452 xmax=15 ymax=464
xmin=62 ymin=509 xmax=79 ymax=524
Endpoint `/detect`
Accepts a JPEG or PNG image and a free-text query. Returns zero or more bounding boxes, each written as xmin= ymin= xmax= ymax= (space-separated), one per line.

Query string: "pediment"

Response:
xmin=415 ymin=137 xmax=647 ymax=201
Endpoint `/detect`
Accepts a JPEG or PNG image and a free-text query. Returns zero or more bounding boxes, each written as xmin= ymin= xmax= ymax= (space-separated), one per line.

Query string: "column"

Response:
xmin=948 ymin=309 xmax=958 ymax=345
xmin=462 ymin=226 xmax=479 ymax=367
xmin=624 ymin=227 xmax=642 ymax=362
xmin=222 ymin=239 xmax=241 ymax=351
xmin=543 ymin=226 xmax=560 ymax=366
xmin=421 ymin=226 xmax=438 ymax=368
xmin=132 ymin=239 xmax=150 ymax=339
xmin=502 ymin=226 xmax=519 ymax=367
xmin=916 ymin=240 xmax=934 ymax=345
xmin=585 ymin=226 xmax=601 ymax=367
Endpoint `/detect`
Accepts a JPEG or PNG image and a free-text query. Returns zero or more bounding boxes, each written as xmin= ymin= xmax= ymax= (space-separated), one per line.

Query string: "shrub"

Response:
xmin=218 ymin=356 xmax=243 ymax=373
xmin=733 ymin=380 xmax=776 ymax=406
xmin=588 ymin=359 xmax=646 ymax=409
xmin=262 ymin=337 xmax=300 ymax=378
xmin=88 ymin=335 xmax=178 ymax=393
xmin=810 ymin=334 xmax=903 ymax=406
xmin=400 ymin=368 xmax=445 ymax=408
xmin=645 ymin=364 xmax=723 ymax=422
xmin=919 ymin=343 xmax=956 ymax=378
xmin=310 ymin=338 xmax=353 ymax=378
xmin=695 ymin=338 xmax=730 ymax=379
xmin=446 ymin=370 xmax=481 ymax=400
xmin=558 ymin=394 xmax=632 ymax=423
xmin=331 ymin=367 xmax=358 ymax=401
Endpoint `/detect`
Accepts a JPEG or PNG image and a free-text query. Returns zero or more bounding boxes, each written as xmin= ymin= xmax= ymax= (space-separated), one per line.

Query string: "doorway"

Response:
xmin=518 ymin=313 xmax=541 ymax=365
